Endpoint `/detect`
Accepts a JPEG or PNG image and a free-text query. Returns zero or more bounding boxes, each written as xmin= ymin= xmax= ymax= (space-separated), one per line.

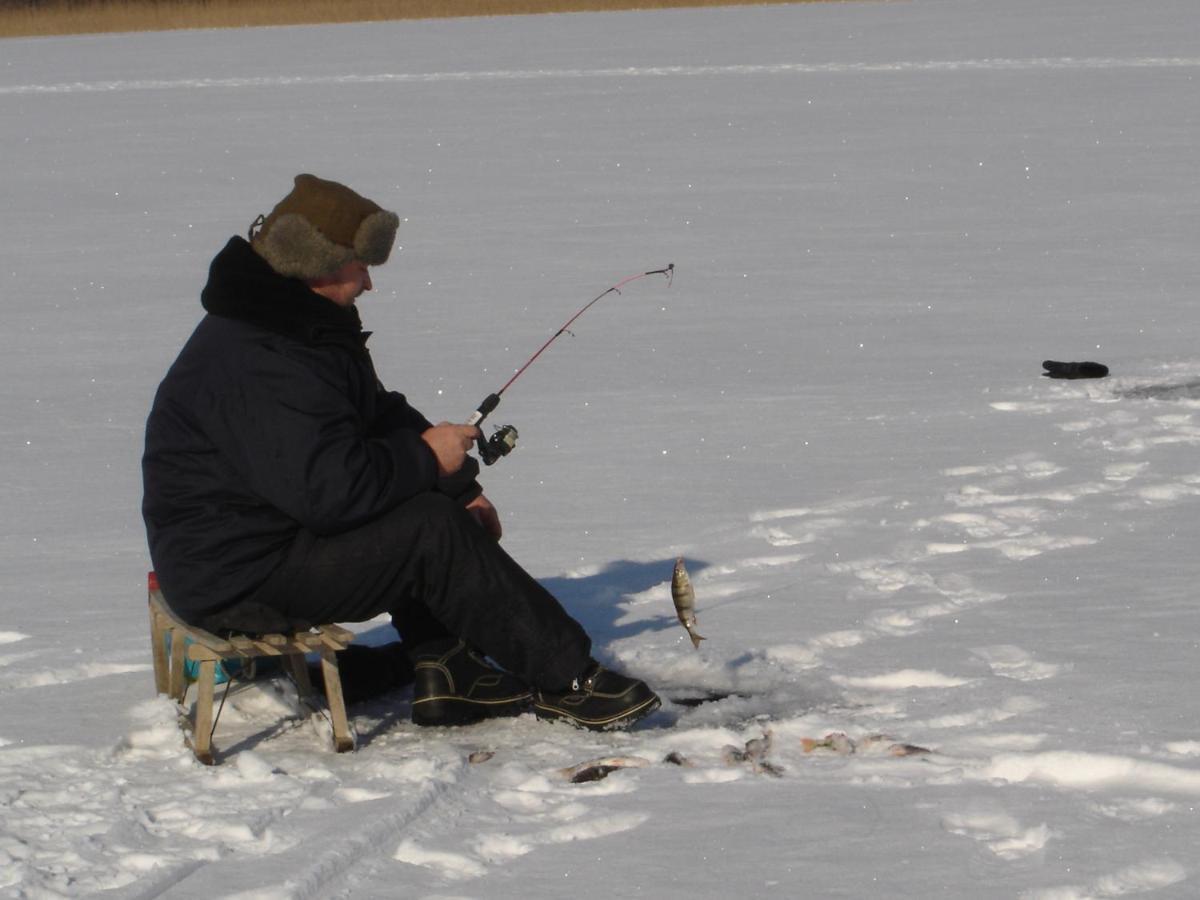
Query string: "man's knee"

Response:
xmin=402 ymin=491 xmax=465 ymax=523
xmin=386 ymin=492 xmax=476 ymax=543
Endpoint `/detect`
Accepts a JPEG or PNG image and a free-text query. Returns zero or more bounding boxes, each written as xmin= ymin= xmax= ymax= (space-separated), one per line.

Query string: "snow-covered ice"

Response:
xmin=2 ymin=0 xmax=1199 ymax=895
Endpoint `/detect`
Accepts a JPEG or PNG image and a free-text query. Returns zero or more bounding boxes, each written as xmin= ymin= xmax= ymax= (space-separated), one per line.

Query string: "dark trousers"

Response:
xmin=248 ymin=492 xmax=592 ymax=692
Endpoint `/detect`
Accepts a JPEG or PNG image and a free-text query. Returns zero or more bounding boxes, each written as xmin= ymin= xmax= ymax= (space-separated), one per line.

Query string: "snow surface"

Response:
xmin=3 ymin=0 xmax=1200 ymax=895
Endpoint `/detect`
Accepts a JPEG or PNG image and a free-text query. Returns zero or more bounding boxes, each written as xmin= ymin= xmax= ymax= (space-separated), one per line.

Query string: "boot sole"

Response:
xmin=412 ymin=693 xmax=533 ymax=727
xmin=533 ymin=693 xmax=661 ymax=731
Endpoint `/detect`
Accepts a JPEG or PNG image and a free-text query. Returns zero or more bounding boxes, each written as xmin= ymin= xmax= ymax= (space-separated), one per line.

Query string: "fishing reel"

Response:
xmin=477 ymin=423 xmax=519 ymax=466
xmin=468 ymin=392 xmax=518 ymax=466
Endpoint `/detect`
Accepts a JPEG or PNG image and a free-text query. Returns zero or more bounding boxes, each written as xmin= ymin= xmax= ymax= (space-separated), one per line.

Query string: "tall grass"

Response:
xmin=0 ymin=0 xmax=828 ymax=38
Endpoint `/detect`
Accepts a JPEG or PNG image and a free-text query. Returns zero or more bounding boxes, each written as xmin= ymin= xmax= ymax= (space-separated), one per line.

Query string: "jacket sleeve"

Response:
xmin=372 ymin=388 xmax=434 ymax=435
xmin=203 ymin=350 xmax=441 ymax=535
xmin=373 ymin=387 xmax=484 ymax=504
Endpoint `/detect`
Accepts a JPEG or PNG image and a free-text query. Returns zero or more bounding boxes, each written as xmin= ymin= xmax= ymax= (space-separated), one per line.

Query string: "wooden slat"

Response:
xmin=318 ymin=632 xmax=350 ymax=652
xmin=320 ymin=624 xmax=355 ymax=644
xmin=185 ymin=644 xmax=224 ymax=662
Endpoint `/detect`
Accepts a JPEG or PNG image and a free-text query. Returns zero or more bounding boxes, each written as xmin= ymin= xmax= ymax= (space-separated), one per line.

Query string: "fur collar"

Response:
xmin=201 ymin=236 xmax=365 ymax=344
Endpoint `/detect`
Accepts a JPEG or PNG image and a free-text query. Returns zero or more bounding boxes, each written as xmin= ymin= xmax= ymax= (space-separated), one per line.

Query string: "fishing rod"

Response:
xmin=467 ymin=263 xmax=675 ymax=464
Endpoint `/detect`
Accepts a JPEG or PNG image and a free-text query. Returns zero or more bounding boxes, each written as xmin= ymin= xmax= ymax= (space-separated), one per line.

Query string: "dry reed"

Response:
xmin=0 ymin=0 xmax=828 ymax=38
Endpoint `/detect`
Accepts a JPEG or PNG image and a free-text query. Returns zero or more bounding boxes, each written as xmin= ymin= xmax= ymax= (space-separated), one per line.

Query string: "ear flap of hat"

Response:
xmin=253 ymin=212 xmax=356 ymax=281
xmin=354 ymin=209 xmax=400 ymax=267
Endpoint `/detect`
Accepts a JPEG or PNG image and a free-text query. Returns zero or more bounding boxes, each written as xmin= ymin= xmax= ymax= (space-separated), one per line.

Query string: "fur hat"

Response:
xmin=249 ymin=174 xmax=400 ymax=280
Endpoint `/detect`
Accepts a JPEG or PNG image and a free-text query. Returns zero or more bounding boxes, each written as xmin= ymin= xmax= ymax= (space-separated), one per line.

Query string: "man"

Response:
xmin=142 ymin=174 xmax=659 ymax=730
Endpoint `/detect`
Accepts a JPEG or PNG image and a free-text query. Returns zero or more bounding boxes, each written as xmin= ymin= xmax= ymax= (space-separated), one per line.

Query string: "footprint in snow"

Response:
xmin=989 ymin=400 xmax=1059 ymax=414
xmin=982 ymin=750 xmax=1200 ymax=796
xmin=464 ymin=812 xmax=651 ymax=867
xmin=1132 ymin=479 xmax=1200 ymax=506
xmin=912 ymin=696 xmax=1044 ymax=732
xmin=832 ymin=669 xmax=972 ymax=691
xmin=1103 ymin=461 xmax=1149 ymax=481
xmin=747 ymin=497 xmax=890 ymax=549
xmin=1161 ymin=740 xmax=1200 ymax=759
xmin=396 ymin=764 xmax=651 ymax=881
xmin=1025 ymin=857 xmax=1187 ymax=899
xmin=1088 ymin=797 xmax=1178 ymax=822
xmin=972 ymin=645 xmax=1069 ymax=682
xmin=393 ymin=839 xmax=488 ymax=880
xmin=941 ymin=808 xmax=1055 ymax=861
xmin=749 ymin=496 xmax=891 ymax=523
xmin=0 ymin=661 xmax=151 ymax=693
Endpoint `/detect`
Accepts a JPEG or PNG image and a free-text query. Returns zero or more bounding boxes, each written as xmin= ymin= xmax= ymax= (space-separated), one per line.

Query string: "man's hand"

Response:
xmin=465 ymin=493 xmax=502 ymax=539
xmin=421 ymin=422 xmax=479 ymax=476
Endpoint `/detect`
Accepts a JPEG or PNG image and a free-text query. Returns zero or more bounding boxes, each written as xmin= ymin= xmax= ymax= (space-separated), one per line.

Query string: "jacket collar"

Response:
xmin=201 ymin=236 xmax=366 ymax=344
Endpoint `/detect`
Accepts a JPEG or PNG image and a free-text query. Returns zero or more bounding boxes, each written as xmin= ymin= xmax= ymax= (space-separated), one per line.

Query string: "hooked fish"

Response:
xmin=670 ymin=557 xmax=706 ymax=649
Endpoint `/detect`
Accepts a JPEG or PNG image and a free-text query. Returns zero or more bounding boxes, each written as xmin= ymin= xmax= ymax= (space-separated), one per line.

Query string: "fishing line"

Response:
xmin=468 ymin=263 xmax=674 ymax=464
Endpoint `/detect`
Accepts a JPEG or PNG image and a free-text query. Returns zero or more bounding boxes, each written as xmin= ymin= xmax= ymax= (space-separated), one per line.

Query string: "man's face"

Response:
xmin=308 ymin=259 xmax=373 ymax=307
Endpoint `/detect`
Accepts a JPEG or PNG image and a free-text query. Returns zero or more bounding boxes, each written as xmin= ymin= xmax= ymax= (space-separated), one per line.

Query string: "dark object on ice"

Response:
xmin=1042 ymin=360 xmax=1109 ymax=379
xmin=669 ymin=690 xmax=744 ymax=707
xmin=558 ymin=756 xmax=651 ymax=782
xmin=570 ymin=764 xmax=622 ymax=784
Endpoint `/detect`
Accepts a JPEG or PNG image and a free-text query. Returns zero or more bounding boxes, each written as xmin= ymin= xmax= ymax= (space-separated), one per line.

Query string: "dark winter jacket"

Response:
xmin=142 ymin=236 xmax=480 ymax=632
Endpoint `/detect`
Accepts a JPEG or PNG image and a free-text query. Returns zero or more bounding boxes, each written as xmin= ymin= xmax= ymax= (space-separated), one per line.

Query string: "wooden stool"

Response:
xmin=147 ymin=571 xmax=355 ymax=764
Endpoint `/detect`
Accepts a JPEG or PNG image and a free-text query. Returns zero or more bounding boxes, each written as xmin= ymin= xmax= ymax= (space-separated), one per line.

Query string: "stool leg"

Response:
xmin=192 ymin=660 xmax=216 ymax=765
xmin=168 ymin=627 xmax=187 ymax=703
xmin=149 ymin=604 xmax=169 ymax=695
xmin=318 ymin=647 xmax=354 ymax=752
xmin=284 ymin=652 xmax=315 ymax=701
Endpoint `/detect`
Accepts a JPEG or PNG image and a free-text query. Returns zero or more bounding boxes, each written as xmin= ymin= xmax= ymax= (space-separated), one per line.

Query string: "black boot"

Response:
xmin=533 ymin=663 xmax=660 ymax=731
xmin=410 ymin=638 xmax=533 ymax=726
xmin=308 ymin=642 xmax=414 ymax=705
